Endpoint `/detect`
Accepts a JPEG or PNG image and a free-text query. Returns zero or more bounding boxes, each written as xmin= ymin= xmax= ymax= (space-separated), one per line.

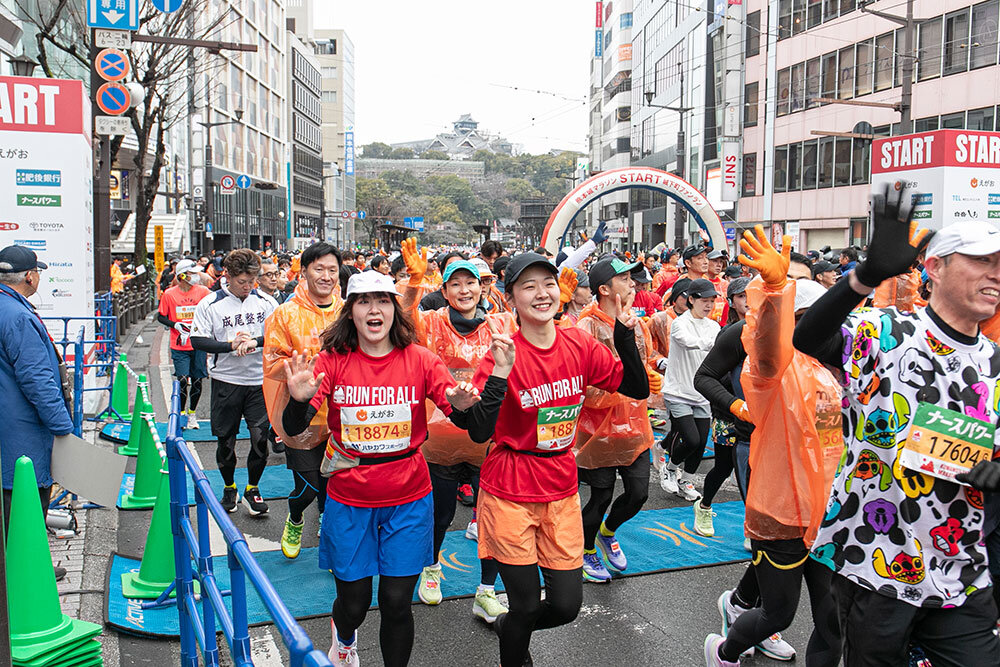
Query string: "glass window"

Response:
xmin=823 ymin=0 xmax=839 ymax=22
xmin=802 ymin=140 xmax=819 ymax=189
xmin=840 ymin=0 xmax=855 ymax=13
xmin=744 ymin=82 xmax=759 ymax=127
xmin=791 ymin=62 xmax=805 ymax=112
xmin=944 ymin=9 xmax=971 ymax=75
xmin=808 ymin=0 xmax=823 ymax=28
xmin=875 ymin=32 xmax=894 ymax=91
xmin=806 ymin=58 xmax=821 ymax=108
xmin=818 ymin=138 xmax=834 ymax=188
xmin=821 ymin=52 xmax=838 ymax=100
xmin=744 ymin=153 xmax=757 ymax=196
xmin=914 ymin=116 xmax=940 ymax=132
xmin=856 ymin=39 xmax=873 ymax=96
xmin=835 ymin=138 xmax=852 ymax=186
xmin=970 ymin=0 xmax=999 ymax=69
xmin=792 ymin=0 xmax=807 ymax=35
xmin=775 ymin=146 xmax=789 ymax=193
xmin=620 ymin=12 xmax=633 ymax=28
xmin=322 ymin=90 xmax=337 ymax=103
xmin=838 ymin=45 xmax=855 ymax=98
xmin=788 ymin=142 xmax=802 ymax=191
xmin=778 ymin=0 xmax=792 ymax=39
xmin=746 ymin=11 xmax=761 ymax=57
xmin=968 ymin=106 xmax=995 ymax=130
xmin=941 ymin=111 xmax=965 ymax=128
xmin=919 ymin=17 xmax=943 ymax=80
xmin=893 ymin=28 xmax=912 ymax=88
xmin=778 ymin=68 xmax=791 ymax=116
xmin=851 ymin=138 xmax=870 ymax=185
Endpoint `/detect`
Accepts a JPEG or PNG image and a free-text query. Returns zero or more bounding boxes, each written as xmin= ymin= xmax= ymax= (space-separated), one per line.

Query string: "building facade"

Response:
xmin=314 ymin=29 xmax=356 ymax=247
xmin=287 ymin=31 xmax=323 ymax=249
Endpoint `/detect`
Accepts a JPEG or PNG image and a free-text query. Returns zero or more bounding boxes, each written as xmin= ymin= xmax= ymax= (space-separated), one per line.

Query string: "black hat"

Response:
xmin=812 ymin=260 xmax=837 ymax=278
xmin=0 ymin=245 xmax=47 ymax=272
xmin=687 ymin=278 xmax=719 ymax=299
xmin=504 ymin=252 xmax=558 ymax=292
xmin=493 ymin=255 xmax=510 ymax=278
xmin=723 ymin=264 xmax=742 ymax=278
xmin=727 ymin=276 xmax=751 ymax=299
xmin=668 ymin=277 xmax=693 ymax=303
xmin=589 ymin=257 xmax=641 ymax=291
xmin=682 ymin=244 xmax=707 ymax=261
xmin=707 ymin=249 xmax=726 ymax=260
xmin=631 ymin=267 xmax=652 ymax=284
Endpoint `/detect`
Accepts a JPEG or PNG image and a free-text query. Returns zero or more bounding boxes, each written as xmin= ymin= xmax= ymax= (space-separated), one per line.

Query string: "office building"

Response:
xmin=314 ymin=29 xmax=356 ymax=247
xmin=287 ymin=30 xmax=324 ymax=248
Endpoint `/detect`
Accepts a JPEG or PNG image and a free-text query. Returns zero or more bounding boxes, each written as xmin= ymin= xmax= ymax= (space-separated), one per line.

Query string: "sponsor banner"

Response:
xmin=872 ymin=129 xmax=1000 ymax=174
xmin=17 ymin=194 xmax=61 ymax=207
xmin=16 ymin=168 xmax=61 ymax=186
xmin=0 ymin=77 xmax=88 ymax=139
xmin=721 ymin=141 xmax=740 ymax=201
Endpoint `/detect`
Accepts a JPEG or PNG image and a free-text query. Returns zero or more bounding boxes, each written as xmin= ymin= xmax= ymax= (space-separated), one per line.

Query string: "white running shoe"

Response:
xmin=743 ymin=537 xmax=751 ymax=552
xmin=329 ymin=620 xmax=360 ymax=667
xmin=677 ymin=476 xmax=702 ymax=502
xmin=472 ymin=587 xmax=507 ymax=623
xmin=718 ymin=589 xmax=755 ymax=658
xmin=757 ymin=633 xmax=796 ymax=661
xmin=465 ymin=516 xmax=478 ymax=541
xmin=704 ymin=633 xmax=740 ymax=666
xmin=418 ymin=565 xmax=443 ymax=605
xmin=184 ymin=410 xmax=199 ymax=430
xmin=660 ymin=466 xmax=679 ymax=494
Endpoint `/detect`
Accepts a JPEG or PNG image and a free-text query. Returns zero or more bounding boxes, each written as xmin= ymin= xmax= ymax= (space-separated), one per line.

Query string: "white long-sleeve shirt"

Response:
xmin=662 ymin=311 xmax=720 ymax=405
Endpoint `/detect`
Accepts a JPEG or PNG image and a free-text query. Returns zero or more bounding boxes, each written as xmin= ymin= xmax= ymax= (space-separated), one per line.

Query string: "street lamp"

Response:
xmin=197 ymin=108 xmax=243 ymax=254
xmin=9 ymin=54 xmax=38 ymax=77
xmin=644 ymin=66 xmax=694 ymax=248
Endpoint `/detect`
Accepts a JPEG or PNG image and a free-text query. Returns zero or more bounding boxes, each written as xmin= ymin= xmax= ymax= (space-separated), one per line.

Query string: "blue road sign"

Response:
xmin=87 ymin=0 xmax=139 ymax=30
xmin=151 ymin=0 xmax=184 ymax=12
xmin=357 ymin=210 xmax=366 ymax=220
xmin=95 ymin=82 xmax=130 ymax=116
xmin=236 ymin=174 xmax=251 ymax=189
xmin=95 ymin=48 xmax=130 ymax=82
xmin=725 ymin=227 xmax=737 ymax=241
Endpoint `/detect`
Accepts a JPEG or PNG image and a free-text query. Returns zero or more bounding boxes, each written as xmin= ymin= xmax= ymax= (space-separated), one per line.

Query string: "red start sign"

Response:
xmin=873 ymin=129 xmax=1000 ymax=174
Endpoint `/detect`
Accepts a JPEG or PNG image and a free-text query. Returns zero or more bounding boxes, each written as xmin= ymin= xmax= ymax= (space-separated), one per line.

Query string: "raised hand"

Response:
xmin=854 ymin=184 xmax=932 ymax=288
xmin=446 ymin=381 xmax=482 ymax=411
xmin=283 ymin=350 xmax=325 ymax=402
xmin=591 ymin=219 xmax=609 ymax=245
xmin=487 ymin=317 xmax=515 ymax=377
xmin=558 ymin=267 xmax=578 ymax=306
xmin=401 ymin=237 xmax=427 ymax=284
xmin=615 ymin=294 xmax=640 ymax=330
xmin=739 ymin=224 xmax=790 ymax=289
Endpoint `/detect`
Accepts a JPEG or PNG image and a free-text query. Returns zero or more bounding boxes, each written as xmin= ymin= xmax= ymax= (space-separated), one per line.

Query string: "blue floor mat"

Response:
xmin=106 ymin=501 xmax=748 ymax=637
xmin=100 ymin=419 xmax=250 ymax=445
xmin=117 ymin=465 xmax=293 ymax=509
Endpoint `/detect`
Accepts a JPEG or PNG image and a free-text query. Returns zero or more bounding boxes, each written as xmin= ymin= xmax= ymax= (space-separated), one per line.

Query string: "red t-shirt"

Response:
xmin=631 ymin=289 xmax=662 ymax=317
xmin=310 ymin=344 xmax=455 ymax=508
xmin=473 ymin=327 xmax=623 ymax=503
xmin=159 ymin=284 xmax=211 ymax=351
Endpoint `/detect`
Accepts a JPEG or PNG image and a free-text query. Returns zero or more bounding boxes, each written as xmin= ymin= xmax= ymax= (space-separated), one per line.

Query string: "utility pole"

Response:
xmin=91 ymin=29 xmax=112 ymax=292
xmin=860 ymin=0 xmax=915 ymax=134
xmin=644 ymin=63 xmax=693 ymax=249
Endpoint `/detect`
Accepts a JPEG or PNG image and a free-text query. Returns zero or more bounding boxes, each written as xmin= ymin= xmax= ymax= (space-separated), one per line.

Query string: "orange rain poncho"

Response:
xmin=648 ymin=307 xmax=677 ymax=357
xmin=403 ymin=284 xmax=517 ymax=466
xmin=573 ymin=303 xmax=660 ymax=469
xmin=741 ymin=278 xmax=844 ymax=547
xmin=872 ymin=269 xmax=921 ymax=313
xmin=652 ymin=265 xmax=679 ymax=293
xmin=262 ymin=281 xmax=344 ymax=449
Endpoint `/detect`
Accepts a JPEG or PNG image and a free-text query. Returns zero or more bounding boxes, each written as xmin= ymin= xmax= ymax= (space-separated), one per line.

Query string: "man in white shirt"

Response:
xmin=191 ymin=249 xmax=278 ymax=515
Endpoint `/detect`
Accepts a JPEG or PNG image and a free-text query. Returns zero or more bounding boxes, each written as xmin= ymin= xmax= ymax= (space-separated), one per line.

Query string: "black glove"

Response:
xmin=854 ymin=184 xmax=933 ymax=289
xmin=955 ymin=460 xmax=1000 ymax=491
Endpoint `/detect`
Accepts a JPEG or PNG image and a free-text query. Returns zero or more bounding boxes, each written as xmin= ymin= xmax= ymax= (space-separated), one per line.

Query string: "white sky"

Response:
xmin=314 ymin=1 xmax=595 ymax=155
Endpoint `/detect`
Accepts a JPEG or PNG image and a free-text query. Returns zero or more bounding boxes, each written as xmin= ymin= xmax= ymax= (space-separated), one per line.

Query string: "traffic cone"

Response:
xmin=119 ymin=418 xmax=164 ymax=510
xmin=110 ymin=353 xmax=131 ymax=421
xmin=117 ymin=375 xmax=152 ymax=457
xmin=6 ymin=457 xmax=102 ymax=665
xmin=121 ymin=472 xmax=198 ymax=599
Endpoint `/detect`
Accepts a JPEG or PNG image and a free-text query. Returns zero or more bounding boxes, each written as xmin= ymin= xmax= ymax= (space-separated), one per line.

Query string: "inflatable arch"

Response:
xmin=540 ymin=166 xmax=727 ymax=255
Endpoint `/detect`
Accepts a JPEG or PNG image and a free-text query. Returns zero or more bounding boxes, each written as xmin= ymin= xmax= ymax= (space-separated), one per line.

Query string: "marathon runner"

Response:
xmin=157 ymin=258 xmax=210 ymax=429
xmin=793 ymin=188 xmax=1000 ymax=666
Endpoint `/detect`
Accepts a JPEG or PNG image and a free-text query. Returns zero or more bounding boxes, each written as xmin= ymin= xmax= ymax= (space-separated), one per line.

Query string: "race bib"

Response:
xmin=340 ymin=404 xmax=412 ymax=455
xmin=900 ymin=403 xmax=995 ymax=483
xmin=535 ymin=401 xmax=583 ymax=452
xmin=175 ymin=304 xmax=197 ymax=323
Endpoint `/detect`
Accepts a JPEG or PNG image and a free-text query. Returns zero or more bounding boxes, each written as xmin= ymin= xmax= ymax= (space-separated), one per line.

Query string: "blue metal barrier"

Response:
xmin=165 ymin=381 xmax=333 ymax=667
xmin=43 ymin=315 xmax=120 ymax=423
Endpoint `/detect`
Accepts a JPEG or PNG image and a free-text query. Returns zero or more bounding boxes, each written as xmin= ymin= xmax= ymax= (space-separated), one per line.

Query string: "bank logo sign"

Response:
xmin=989 ymin=193 xmax=1000 ymax=206
xmin=16 ymin=169 xmax=61 ymax=187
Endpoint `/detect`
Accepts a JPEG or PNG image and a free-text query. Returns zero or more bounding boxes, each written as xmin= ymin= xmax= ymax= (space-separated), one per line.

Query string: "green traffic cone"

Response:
xmin=15 ymin=636 xmax=102 ymax=667
xmin=117 ymin=375 xmax=152 ymax=457
xmin=121 ymin=472 xmax=198 ymax=599
xmin=118 ymin=418 xmax=163 ymax=510
xmin=6 ymin=457 xmax=102 ymax=664
xmin=110 ymin=353 xmax=131 ymax=422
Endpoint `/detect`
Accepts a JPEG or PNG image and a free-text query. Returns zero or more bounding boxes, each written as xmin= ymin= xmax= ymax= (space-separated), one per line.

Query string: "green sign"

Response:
xmin=17 ymin=194 xmax=61 ymax=207
xmin=989 ymin=210 xmax=1000 ymax=219
xmin=912 ymin=210 xmax=932 ymax=219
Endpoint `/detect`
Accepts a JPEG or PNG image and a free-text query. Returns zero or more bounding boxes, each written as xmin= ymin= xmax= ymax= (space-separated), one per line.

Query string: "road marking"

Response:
xmin=249 ymin=628 xmax=286 ymax=666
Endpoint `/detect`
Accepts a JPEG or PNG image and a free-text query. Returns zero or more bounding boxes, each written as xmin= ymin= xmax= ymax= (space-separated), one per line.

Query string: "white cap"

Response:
xmin=175 ymin=259 xmax=203 ymax=275
xmin=794 ymin=278 xmax=827 ymax=312
xmin=925 ymin=220 xmax=1000 ymax=259
xmin=470 ymin=257 xmax=494 ymax=278
xmin=345 ymin=270 xmax=402 ymax=298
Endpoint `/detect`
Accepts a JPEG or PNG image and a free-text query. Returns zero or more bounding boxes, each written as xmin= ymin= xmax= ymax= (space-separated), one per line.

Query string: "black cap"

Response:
xmin=493 ymin=255 xmax=510 ymax=278
xmin=707 ymin=249 xmax=726 ymax=260
xmin=687 ymin=278 xmax=719 ymax=299
xmin=631 ymin=267 xmax=652 ymax=284
xmin=727 ymin=276 xmax=751 ymax=299
xmin=668 ymin=277 xmax=693 ymax=303
xmin=589 ymin=257 xmax=641 ymax=291
xmin=723 ymin=264 xmax=742 ymax=278
xmin=682 ymin=244 xmax=707 ymax=261
xmin=503 ymin=252 xmax=558 ymax=292
xmin=0 ymin=245 xmax=47 ymax=272
xmin=812 ymin=260 xmax=837 ymax=277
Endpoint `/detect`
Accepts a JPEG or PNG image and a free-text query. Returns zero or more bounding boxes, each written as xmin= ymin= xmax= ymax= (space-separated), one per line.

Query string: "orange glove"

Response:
xmin=647 ymin=367 xmax=663 ymax=394
xmin=558 ymin=267 xmax=578 ymax=306
xmin=730 ymin=398 xmax=751 ymax=422
xmin=401 ymin=237 xmax=427 ymax=286
xmin=738 ymin=224 xmax=790 ymax=289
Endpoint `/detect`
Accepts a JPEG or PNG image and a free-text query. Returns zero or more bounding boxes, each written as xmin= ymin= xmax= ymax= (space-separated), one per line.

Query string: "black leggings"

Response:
xmin=666 ymin=414 xmax=711 ymax=474
xmin=332 ymin=574 xmax=419 ymax=667
xmin=429 ymin=466 xmax=498 ymax=586
xmin=496 ymin=563 xmax=582 ymax=667
xmin=287 ymin=469 xmax=326 ymax=523
xmin=216 ymin=425 xmax=268 ymax=487
xmin=701 ymin=442 xmax=734 ymax=506
xmin=720 ymin=539 xmax=841 ymax=666
xmin=178 ymin=376 xmax=203 ymax=413
xmin=581 ymin=474 xmax=650 ymax=550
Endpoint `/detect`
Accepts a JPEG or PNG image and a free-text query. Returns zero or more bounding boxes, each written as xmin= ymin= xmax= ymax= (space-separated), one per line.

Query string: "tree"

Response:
xmin=426 ymin=174 xmax=476 ymax=216
xmin=424 ymin=196 xmax=462 ymax=226
xmin=420 ymin=150 xmax=450 ymax=161
xmin=381 ymin=170 xmax=423 ymax=197
xmin=361 ymin=142 xmax=392 ymax=158
xmin=504 ymin=178 xmax=542 ymax=201
xmin=389 ymin=147 xmax=415 ymax=160
xmin=18 ymin=0 xmax=228 ymax=264
xmin=355 ymin=177 xmax=400 ymax=246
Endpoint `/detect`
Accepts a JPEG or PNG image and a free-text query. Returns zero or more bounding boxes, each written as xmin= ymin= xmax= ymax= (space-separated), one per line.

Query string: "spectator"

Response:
xmin=110 ymin=256 xmax=129 ymax=293
xmin=0 ymin=245 xmax=73 ymax=580
xmin=838 ymin=247 xmax=859 ymax=276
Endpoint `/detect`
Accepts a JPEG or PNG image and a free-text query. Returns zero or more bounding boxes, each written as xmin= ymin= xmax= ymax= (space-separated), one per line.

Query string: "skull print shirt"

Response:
xmin=812 ymin=305 xmax=1000 ymax=608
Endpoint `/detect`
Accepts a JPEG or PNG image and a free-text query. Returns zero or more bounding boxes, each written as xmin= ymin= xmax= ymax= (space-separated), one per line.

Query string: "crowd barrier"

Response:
xmin=164 ymin=381 xmax=333 ymax=667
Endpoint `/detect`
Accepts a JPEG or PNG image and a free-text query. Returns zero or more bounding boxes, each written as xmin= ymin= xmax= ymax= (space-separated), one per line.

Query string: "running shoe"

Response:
xmin=457 ymin=483 xmax=475 ymax=506
xmin=329 ymin=620 xmax=359 ymax=667
xmin=465 ymin=516 xmax=478 ymax=541
xmin=281 ymin=514 xmax=303 ymax=559
xmin=694 ymin=502 xmax=716 ymax=537
xmin=660 ymin=466 xmax=679 ymax=494
xmin=717 ymin=590 xmax=755 ymax=658
xmin=756 ymin=633 xmax=796 ymax=661
xmin=472 ymin=588 xmax=507 ymax=623
xmin=184 ymin=410 xmax=199 ymax=430
xmin=582 ymin=551 xmax=611 ymax=582
xmin=649 ymin=411 xmax=668 ymax=429
xmin=704 ymin=634 xmax=740 ymax=666
xmin=596 ymin=532 xmax=627 ymax=572
xmin=677 ymin=476 xmax=702 ymax=502
xmin=221 ymin=486 xmax=239 ymax=513
xmin=743 ymin=537 xmax=751 ymax=552
xmin=418 ymin=566 xmax=443 ymax=605
xmin=242 ymin=486 xmax=268 ymax=515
